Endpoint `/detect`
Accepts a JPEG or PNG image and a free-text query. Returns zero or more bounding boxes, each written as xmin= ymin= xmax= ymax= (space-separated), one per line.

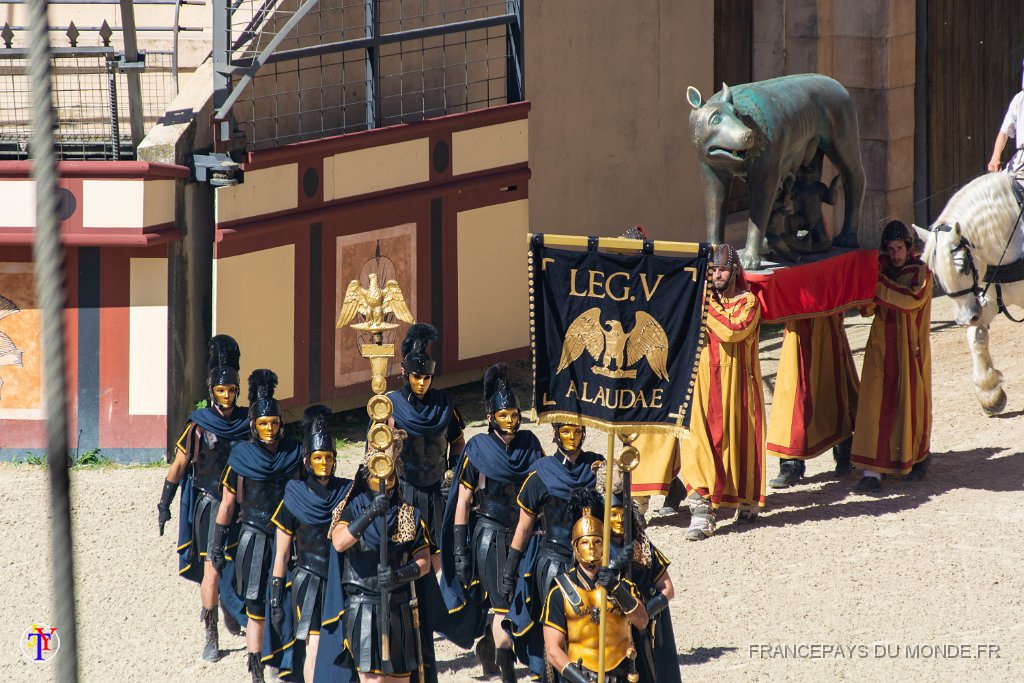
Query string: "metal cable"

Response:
xmin=27 ymin=0 xmax=79 ymax=680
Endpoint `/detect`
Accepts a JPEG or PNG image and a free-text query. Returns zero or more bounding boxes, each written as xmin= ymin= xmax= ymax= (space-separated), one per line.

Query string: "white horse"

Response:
xmin=914 ymin=172 xmax=1024 ymax=415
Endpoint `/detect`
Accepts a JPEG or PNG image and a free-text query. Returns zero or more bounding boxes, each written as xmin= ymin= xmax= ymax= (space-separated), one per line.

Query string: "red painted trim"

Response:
xmin=0 ymin=160 xmax=189 ymax=180
xmin=216 ymin=164 xmax=530 ymax=232
xmin=242 ymin=102 xmax=531 ymax=170
xmin=440 ymin=194 xmax=459 ymax=373
xmin=97 ymin=246 xmax=169 ymax=449
xmin=0 ymin=227 xmax=180 ymax=247
xmin=217 ymin=168 xmax=529 ymax=243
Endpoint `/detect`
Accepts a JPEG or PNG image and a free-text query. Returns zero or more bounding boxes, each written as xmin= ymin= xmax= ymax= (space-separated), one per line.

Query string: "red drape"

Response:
xmin=743 ymin=250 xmax=878 ymax=323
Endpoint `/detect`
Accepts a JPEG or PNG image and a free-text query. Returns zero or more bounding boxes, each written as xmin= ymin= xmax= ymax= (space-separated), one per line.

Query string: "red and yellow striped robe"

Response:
xmin=767 ymin=313 xmax=859 ymax=459
xmin=681 ymin=290 xmax=765 ymax=509
xmin=631 ymin=433 xmax=680 ymax=497
xmin=850 ymin=261 xmax=932 ymax=474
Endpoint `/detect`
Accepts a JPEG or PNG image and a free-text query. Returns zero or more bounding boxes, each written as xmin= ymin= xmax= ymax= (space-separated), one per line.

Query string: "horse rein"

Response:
xmin=932 ymin=196 xmax=1024 ymax=323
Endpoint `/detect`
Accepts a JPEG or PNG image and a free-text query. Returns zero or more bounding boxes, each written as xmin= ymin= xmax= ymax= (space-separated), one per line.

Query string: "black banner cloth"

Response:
xmin=529 ymin=235 xmax=709 ymax=433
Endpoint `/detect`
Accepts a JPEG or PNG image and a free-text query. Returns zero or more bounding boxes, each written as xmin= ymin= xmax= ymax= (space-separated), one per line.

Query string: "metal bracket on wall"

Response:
xmin=192 ymin=152 xmax=244 ymax=187
xmin=116 ymin=54 xmax=147 ymax=72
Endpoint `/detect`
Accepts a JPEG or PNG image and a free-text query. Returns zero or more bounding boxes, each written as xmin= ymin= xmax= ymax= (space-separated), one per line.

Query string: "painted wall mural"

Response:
xmin=0 ymin=264 xmax=43 ymax=419
xmin=0 ymin=294 xmax=24 ymax=396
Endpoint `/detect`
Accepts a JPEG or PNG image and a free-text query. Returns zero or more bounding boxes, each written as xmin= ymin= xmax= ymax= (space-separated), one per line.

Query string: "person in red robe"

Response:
xmin=680 ymin=244 xmax=766 ymax=540
xmin=850 ymin=220 xmax=933 ymax=492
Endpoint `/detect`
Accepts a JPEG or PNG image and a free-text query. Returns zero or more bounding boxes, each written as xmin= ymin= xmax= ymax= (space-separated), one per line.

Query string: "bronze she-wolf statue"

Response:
xmin=688 ymin=73 xmax=865 ymax=269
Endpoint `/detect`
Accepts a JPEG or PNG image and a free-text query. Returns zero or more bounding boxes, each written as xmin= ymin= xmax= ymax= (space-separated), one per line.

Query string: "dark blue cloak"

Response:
xmin=505 ymin=450 xmax=603 ymax=677
xmin=387 ymin=388 xmax=452 ymax=437
xmin=438 ymin=430 xmax=544 ymax=648
xmin=262 ymin=477 xmax=351 ymax=680
xmin=313 ymin=490 xmax=448 ymax=683
xmin=174 ymin=408 xmax=251 ymax=629
xmin=227 ymin=438 xmax=302 ymax=480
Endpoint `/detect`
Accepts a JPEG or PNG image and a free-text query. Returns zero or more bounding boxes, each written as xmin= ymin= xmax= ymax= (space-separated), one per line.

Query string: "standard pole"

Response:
xmin=28 ymin=0 xmax=78 ymax=679
xmin=597 ymin=429 xmax=615 ymax=683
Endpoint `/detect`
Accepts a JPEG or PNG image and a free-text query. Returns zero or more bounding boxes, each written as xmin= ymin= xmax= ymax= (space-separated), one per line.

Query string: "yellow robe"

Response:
xmin=631 ymin=432 xmax=680 ymax=497
xmin=680 ymin=290 xmax=765 ymax=509
xmin=850 ymin=261 xmax=932 ymax=474
xmin=767 ymin=313 xmax=859 ymax=459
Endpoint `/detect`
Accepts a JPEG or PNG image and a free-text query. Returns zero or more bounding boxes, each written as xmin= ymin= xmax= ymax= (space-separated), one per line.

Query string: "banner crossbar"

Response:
xmin=528 ymin=233 xmax=704 ymax=256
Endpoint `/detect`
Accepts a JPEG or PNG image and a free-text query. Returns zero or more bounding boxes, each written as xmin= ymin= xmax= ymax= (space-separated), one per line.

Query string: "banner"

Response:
xmin=529 ymin=235 xmax=710 ymax=433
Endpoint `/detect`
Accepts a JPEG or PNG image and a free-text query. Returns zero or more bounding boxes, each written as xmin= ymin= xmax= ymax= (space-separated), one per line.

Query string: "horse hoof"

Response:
xmin=832 ymin=231 xmax=860 ymax=248
xmin=982 ymin=389 xmax=1008 ymax=416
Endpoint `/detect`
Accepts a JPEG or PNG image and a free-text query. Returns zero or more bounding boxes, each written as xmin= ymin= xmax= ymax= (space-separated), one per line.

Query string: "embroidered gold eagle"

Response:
xmin=556 ymin=307 xmax=670 ymax=381
xmin=336 ymin=273 xmax=415 ymax=332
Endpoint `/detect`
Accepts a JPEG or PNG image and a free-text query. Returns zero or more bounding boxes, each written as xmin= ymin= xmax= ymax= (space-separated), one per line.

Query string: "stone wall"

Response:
xmin=752 ymin=0 xmax=916 ymax=247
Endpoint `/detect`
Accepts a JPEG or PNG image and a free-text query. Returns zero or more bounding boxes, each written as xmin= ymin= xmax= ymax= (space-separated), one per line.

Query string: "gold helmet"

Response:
xmin=571 ymin=505 xmax=604 ymax=565
xmin=572 ymin=506 xmax=602 ymax=543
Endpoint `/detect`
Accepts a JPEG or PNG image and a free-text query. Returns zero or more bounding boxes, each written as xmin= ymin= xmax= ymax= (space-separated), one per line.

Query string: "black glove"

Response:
xmin=270 ymin=577 xmax=285 ymax=635
xmin=596 ymin=564 xmax=620 ymax=590
xmin=157 ymin=479 xmax=178 ymax=536
xmin=560 ymin=661 xmax=592 ymax=683
xmin=609 ymin=580 xmax=640 ymax=615
xmin=609 ymin=542 xmax=633 ymax=573
xmin=377 ymin=561 xmax=420 ymax=591
xmin=348 ymin=494 xmax=389 ymax=538
xmin=440 ymin=469 xmax=453 ymax=500
xmin=453 ymin=524 xmax=471 ymax=585
xmin=645 ymin=592 xmax=669 ymax=618
xmin=208 ymin=523 xmax=229 ymax=572
xmin=500 ymin=547 xmax=523 ymax=604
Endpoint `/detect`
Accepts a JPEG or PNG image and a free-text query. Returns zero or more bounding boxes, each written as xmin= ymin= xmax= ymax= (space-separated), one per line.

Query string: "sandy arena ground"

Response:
xmin=2 ymin=295 xmax=1023 ymax=682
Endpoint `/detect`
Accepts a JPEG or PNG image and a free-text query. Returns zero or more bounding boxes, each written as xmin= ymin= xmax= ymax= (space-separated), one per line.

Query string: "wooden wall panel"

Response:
xmin=926 ymin=0 xmax=1024 ymax=219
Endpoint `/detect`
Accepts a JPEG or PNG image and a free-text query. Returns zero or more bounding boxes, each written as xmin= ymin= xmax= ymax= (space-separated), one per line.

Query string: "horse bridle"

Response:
xmin=931 ymin=224 xmax=984 ymax=299
xmin=932 ymin=219 xmax=1024 ymax=323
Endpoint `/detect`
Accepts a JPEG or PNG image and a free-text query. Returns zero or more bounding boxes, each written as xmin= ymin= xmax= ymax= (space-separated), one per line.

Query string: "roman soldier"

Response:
xmin=440 ymin=363 xmax=545 ymax=682
xmin=595 ymin=462 xmax=680 ymax=683
xmin=542 ymin=495 xmax=648 ymax=683
xmin=387 ymin=323 xmax=465 ymax=570
xmin=156 ymin=334 xmax=249 ymax=661
xmin=210 ymin=369 xmax=303 ymax=683
xmin=325 ymin=453 xmax=441 ymax=683
xmin=263 ymin=405 xmax=350 ymax=682
xmin=503 ymin=423 xmax=603 ymax=680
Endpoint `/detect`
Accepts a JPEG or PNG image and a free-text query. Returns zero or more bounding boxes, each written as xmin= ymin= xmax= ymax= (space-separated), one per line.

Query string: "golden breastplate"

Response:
xmin=560 ymin=580 xmax=632 ymax=672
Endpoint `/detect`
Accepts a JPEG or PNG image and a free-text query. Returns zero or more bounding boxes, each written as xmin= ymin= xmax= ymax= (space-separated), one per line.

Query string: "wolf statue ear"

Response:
xmin=721 ymin=82 xmax=733 ymax=104
xmin=687 ymin=86 xmax=703 ymax=110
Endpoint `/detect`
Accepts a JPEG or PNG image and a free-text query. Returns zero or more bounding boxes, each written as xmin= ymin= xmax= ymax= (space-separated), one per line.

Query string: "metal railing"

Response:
xmin=0 ymin=0 xmax=204 ymax=160
xmin=213 ymin=0 xmax=524 ymax=150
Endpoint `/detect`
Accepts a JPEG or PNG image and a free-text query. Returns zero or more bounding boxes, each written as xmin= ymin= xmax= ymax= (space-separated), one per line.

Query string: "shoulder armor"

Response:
xmin=555 ymin=573 xmax=583 ymax=615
